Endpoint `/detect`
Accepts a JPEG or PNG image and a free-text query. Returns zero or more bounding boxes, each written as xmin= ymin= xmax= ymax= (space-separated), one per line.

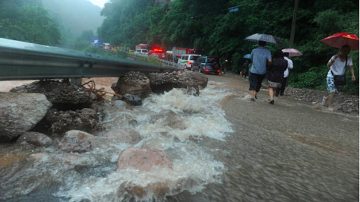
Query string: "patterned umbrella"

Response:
xmin=282 ymin=48 xmax=303 ymax=57
xmin=320 ymin=32 xmax=359 ymax=50
xmin=245 ymin=33 xmax=277 ymax=44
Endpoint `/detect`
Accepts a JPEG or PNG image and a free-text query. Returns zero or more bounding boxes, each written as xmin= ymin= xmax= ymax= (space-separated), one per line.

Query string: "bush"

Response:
xmin=289 ymin=66 xmax=327 ymax=90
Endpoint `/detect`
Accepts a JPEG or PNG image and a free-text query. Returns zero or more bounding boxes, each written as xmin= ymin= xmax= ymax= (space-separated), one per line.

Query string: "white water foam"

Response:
xmin=1 ymin=82 xmax=233 ymax=202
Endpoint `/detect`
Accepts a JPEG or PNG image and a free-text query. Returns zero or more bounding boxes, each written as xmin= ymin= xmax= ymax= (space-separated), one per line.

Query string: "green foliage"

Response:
xmin=98 ymin=0 xmax=359 ymax=94
xmin=0 ymin=0 xmax=60 ymax=45
xmin=289 ymin=66 xmax=328 ymax=89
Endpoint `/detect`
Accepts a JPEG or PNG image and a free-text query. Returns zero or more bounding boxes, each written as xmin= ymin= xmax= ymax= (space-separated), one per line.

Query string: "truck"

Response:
xmin=171 ymin=47 xmax=200 ymax=62
xmin=148 ymin=44 xmax=166 ymax=59
xmin=135 ymin=44 xmax=149 ymax=56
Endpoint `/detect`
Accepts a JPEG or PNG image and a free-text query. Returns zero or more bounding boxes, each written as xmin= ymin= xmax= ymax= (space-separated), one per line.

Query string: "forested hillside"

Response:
xmin=0 ymin=0 xmax=60 ymax=45
xmin=99 ymin=0 xmax=359 ymax=93
xmin=41 ymin=0 xmax=104 ymax=47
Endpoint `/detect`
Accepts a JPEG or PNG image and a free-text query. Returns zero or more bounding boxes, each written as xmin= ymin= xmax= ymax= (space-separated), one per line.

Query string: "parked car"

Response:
xmin=177 ymin=54 xmax=201 ymax=69
xmin=135 ymin=49 xmax=148 ymax=56
xmin=193 ymin=56 xmax=222 ymax=75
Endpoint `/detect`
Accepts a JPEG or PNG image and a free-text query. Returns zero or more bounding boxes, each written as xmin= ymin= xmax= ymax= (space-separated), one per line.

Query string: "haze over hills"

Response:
xmin=41 ymin=0 xmax=104 ymax=46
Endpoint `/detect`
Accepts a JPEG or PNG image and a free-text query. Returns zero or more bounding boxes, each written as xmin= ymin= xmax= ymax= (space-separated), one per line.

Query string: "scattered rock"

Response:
xmin=111 ymin=71 xmax=151 ymax=98
xmin=39 ymin=108 xmax=100 ymax=135
xmin=58 ymin=130 xmax=94 ymax=153
xmin=11 ymin=80 xmax=94 ymax=110
xmin=122 ymin=94 xmax=142 ymax=106
xmin=285 ymin=87 xmax=359 ymax=114
xmin=148 ymin=71 xmax=208 ymax=94
xmin=0 ymin=93 xmax=51 ymax=142
xmin=117 ymin=148 xmax=173 ymax=171
xmin=17 ymin=132 xmax=53 ymax=147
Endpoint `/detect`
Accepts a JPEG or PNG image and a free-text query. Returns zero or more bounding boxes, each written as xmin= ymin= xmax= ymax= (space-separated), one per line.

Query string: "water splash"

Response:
xmin=0 ymin=81 xmax=233 ymax=201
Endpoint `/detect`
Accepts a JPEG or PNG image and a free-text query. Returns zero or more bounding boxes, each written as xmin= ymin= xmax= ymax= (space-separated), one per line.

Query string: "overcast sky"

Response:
xmin=88 ymin=0 xmax=108 ymax=8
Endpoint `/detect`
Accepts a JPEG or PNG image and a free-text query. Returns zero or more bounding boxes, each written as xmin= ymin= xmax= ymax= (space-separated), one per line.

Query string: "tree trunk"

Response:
xmin=290 ymin=0 xmax=300 ymax=47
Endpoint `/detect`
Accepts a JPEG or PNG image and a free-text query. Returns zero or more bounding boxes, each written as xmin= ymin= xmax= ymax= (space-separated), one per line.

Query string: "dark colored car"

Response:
xmin=192 ymin=56 xmax=222 ymax=75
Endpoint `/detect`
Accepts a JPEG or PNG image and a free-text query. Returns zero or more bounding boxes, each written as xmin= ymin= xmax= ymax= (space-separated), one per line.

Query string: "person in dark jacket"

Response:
xmin=267 ymin=50 xmax=288 ymax=104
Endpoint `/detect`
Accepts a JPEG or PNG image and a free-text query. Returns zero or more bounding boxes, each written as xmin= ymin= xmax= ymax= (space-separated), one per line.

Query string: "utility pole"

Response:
xmin=290 ymin=0 xmax=299 ymax=47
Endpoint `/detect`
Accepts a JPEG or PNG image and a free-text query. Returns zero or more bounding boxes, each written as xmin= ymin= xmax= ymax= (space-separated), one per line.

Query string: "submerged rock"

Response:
xmin=119 ymin=182 xmax=170 ymax=199
xmin=151 ymin=110 xmax=186 ymax=130
xmin=103 ymin=129 xmax=142 ymax=144
xmin=58 ymin=130 xmax=94 ymax=153
xmin=148 ymin=71 xmax=208 ymax=94
xmin=10 ymin=80 xmax=94 ymax=110
xmin=117 ymin=148 xmax=173 ymax=171
xmin=111 ymin=71 xmax=151 ymax=98
xmin=122 ymin=94 xmax=142 ymax=106
xmin=17 ymin=132 xmax=53 ymax=147
xmin=0 ymin=93 xmax=51 ymax=142
xmin=113 ymin=100 xmax=127 ymax=109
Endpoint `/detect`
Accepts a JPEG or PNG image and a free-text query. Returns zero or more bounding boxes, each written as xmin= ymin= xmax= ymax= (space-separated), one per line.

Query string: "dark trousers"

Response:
xmin=249 ymin=72 xmax=265 ymax=92
xmin=279 ymin=77 xmax=288 ymax=95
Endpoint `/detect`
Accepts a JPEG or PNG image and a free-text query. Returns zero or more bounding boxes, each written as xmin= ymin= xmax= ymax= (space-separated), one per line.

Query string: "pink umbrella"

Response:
xmin=282 ymin=48 xmax=303 ymax=57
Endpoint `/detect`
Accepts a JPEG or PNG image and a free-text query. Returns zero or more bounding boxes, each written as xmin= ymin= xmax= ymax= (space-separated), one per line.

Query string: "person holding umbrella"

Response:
xmin=245 ymin=33 xmax=276 ymax=101
xmin=278 ymin=48 xmax=302 ymax=96
xmin=323 ymin=45 xmax=356 ymax=107
xmin=320 ymin=32 xmax=358 ymax=107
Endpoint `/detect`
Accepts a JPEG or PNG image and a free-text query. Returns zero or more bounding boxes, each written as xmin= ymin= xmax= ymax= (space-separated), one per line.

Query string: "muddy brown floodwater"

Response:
xmin=171 ymin=74 xmax=358 ymax=202
xmin=0 ymin=74 xmax=358 ymax=202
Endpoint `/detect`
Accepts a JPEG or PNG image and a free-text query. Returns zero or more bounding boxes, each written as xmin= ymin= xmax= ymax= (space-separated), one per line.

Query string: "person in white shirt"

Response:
xmin=323 ymin=45 xmax=356 ymax=107
xmin=279 ymin=52 xmax=294 ymax=96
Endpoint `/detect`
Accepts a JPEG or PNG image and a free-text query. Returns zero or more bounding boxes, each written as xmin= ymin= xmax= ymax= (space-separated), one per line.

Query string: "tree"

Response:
xmin=0 ymin=0 xmax=61 ymax=45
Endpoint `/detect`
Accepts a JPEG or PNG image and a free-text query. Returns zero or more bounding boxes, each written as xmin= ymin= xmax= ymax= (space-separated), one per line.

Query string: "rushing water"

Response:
xmin=1 ymin=77 xmax=358 ymax=202
xmin=0 ymin=81 xmax=233 ymax=202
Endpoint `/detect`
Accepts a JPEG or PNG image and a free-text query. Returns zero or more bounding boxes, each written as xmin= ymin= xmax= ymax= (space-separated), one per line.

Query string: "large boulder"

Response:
xmin=40 ymin=108 xmax=100 ymax=135
xmin=148 ymin=71 xmax=208 ymax=94
xmin=11 ymin=80 xmax=94 ymax=110
xmin=17 ymin=132 xmax=53 ymax=147
xmin=58 ymin=130 xmax=94 ymax=153
xmin=111 ymin=71 xmax=151 ymax=98
xmin=117 ymin=148 xmax=173 ymax=171
xmin=0 ymin=93 xmax=51 ymax=142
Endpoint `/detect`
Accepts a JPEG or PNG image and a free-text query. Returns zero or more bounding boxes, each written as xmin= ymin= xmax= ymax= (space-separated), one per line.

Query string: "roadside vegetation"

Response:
xmin=99 ymin=0 xmax=359 ymax=94
xmin=0 ymin=0 xmax=358 ymax=94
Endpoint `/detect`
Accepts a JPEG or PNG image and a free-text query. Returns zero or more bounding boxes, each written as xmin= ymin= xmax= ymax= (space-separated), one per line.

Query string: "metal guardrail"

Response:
xmin=0 ymin=38 xmax=176 ymax=80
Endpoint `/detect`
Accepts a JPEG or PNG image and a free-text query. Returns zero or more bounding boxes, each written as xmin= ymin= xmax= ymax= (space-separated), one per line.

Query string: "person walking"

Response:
xmin=323 ymin=45 xmax=356 ymax=107
xmin=267 ymin=50 xmax=288 ymax=104
xmin=249 ymin=41 xmax=272 ymax=101
xmin=279 ymin=52 xmax=293 ymax=96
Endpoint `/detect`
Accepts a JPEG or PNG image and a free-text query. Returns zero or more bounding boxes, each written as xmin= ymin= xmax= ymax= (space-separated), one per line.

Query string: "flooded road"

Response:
xmin=0 ymin=74 xmax=358 ymax=202
xmin=174 ymin=75 xmax=358 ymax=202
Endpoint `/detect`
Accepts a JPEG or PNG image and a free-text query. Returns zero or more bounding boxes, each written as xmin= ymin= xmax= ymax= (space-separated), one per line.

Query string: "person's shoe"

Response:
xmin=268 ymin=99 xmax=274 ymax=104
xmin=321 ymin=96 xmax=327 ymax=106
xmin=255 ymin=95 xmax=258 ymax=99
xmin=250 ymin=98 xmax=256 ymax=102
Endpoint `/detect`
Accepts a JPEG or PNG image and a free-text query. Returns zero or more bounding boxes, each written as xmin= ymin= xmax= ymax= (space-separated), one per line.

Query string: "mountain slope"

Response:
xmin=41 ymin=0 xmax=104 ymax=45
